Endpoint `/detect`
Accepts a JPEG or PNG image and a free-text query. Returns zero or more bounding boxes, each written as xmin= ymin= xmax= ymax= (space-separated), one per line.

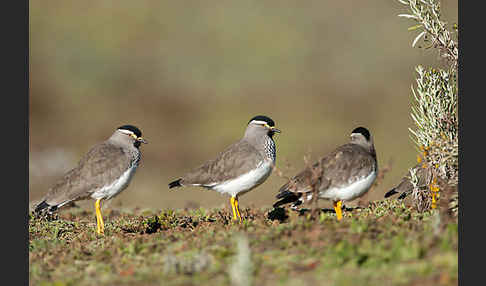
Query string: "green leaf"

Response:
xmin=408 ymin=24 xmax=423 ymax=31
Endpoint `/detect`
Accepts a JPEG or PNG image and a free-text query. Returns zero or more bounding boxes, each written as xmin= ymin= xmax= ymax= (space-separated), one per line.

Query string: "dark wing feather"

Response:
xmin=273 ymin=190 xmax=302 ymax=208
xmin=181 ymin=140 xmax=265 ymax=186
xmin=42 ymin=142 xmax=134 ymax=206
xmin=276 ymin=161 xmax=323 ymax=195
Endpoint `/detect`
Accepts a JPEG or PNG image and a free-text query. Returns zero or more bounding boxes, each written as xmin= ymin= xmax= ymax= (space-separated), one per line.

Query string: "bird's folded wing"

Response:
xmin=277 ymin=144 xmax=375 ymax=196
xmin=43 ymin=142 xmax=133 ymax=205
xmin=182 ymin=141 xmax=264 ymax=186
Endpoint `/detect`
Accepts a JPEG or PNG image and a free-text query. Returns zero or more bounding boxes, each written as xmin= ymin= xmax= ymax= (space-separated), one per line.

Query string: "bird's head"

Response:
xmin=116 ymin=125 xmax=148 ymax=148
xmin=246 ymin=115 xmax=281 ymax=138
xmin=350 ymin=126 xmax=374 ymax=151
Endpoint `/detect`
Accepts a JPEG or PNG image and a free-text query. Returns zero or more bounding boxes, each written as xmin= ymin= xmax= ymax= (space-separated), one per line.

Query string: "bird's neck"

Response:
xmin=263 ymin=136 xmax=277 ymax=163
xmin=255 ymin=136 xmax=276 ymax=163
xmin=244 ymin=135 xmax=276 ymax=162
xmin=366 ymin=143 xmax=377 ymax=160
xmin=351 ymin=139 xmax=376 ymax=160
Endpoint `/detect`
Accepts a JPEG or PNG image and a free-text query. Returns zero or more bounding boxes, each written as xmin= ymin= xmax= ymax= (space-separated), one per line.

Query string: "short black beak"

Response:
xmin=138 ymin=137 xmax=148 ymax=144
xmin=271 ymin=127 xmax=281 ymax=133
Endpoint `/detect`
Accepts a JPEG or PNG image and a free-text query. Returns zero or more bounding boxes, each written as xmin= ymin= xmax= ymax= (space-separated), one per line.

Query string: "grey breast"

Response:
xmin=278 ymin=143 xmax=376 ymax=195
xmin=180 ymin=139 xmax=266 ymax=187
xmin=42 ymin=141 xmax=137 ymax=206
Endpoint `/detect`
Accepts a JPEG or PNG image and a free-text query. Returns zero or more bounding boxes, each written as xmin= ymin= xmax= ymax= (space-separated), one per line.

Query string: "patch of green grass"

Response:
xmin=29 ymin=200 xmax=457 ymax=286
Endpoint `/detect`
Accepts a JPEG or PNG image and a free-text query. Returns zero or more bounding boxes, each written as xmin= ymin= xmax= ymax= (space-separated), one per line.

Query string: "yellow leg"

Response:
xmin=96 ymin=207 xmax=101 ymax=233
xmin=431 ymin=193 xmax=437 ymax=209
xmin=430 ymin=181 xmax=439 ymax=209
xmin=234 ymin=197 xmax=242 ymax=222
xmin=230 ymin=197 xmax=238 ymax=221
xmin=95 ymin=200 xmax=101 ymax=234
xmin=333 ymin=200 xmax=343 ymax=221
xmin=95 ymin=199 xmax=105 ymax=235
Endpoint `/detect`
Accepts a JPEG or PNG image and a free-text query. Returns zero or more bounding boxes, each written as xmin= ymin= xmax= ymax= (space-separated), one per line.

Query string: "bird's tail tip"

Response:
xmin=275 ymin=189 xmax=292 ymax=199
xmin=168 ymin=179 xmax=182 ymax=189
xmin=33 ymin=200 xmax=58 ymax=214
xmin=34 ymin=200 xmax=49 ymax=213
xmin=398 ymin=192 xmax=408 ymax=200
xmin=384 ymin=188 xmax=398 ymax=198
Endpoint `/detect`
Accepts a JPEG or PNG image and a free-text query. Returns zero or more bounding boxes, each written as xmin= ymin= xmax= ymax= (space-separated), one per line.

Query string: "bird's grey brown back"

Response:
xmin=278 ymin=143 xmax=376 ymax=195
xmin=181 ymin=140 xmax=264 ymax=186
xmin=41 ymin=142 xmax=135 ymax=207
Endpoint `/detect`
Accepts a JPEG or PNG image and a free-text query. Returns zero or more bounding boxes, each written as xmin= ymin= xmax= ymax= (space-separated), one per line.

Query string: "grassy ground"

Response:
xmin=29 ymin=199 xmax=457 ymax=286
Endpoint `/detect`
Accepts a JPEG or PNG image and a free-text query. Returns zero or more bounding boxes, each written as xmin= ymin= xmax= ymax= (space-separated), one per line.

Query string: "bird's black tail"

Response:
xmin=384 ymin=188 xmax=398 ymax=198
xmin=384 ymin=188 xmax=409 ymax=200
xmin=397 ymin=192 xmax=408 ymax=200
xmin=168 ymin=179 xmax=182 ymax=189
xmin=34 ymin=200 xmax=57 ymax=214
xmin=34 ymin=200 xmax=49 ymax=213
xmin=273 ymin=191 xmax=302 ymax=208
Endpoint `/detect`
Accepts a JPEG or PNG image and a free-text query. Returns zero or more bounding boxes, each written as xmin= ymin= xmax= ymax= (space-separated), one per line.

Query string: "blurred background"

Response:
xmin=29 ymin=0 xmax=458 ymax=212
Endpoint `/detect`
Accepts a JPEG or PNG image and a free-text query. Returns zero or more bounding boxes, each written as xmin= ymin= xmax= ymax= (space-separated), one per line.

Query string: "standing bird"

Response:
xmin=273 ymin=127 xmax=377 ymax=221
xmin=33 ymin=125 xmax=148 ymax=235
xmin=168 ymin=115 xmax=281 ymax=222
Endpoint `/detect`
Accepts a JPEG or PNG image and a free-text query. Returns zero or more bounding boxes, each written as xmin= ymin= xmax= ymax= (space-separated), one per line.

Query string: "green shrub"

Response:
xmin=398 ymin=0 xmax=458 ymax=214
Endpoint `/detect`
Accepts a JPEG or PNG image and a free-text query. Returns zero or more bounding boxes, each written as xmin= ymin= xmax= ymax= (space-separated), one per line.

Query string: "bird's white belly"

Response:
xmin=320 ymin=171 xmax=377 ymax=202
xmin=91 ymin=166 xmax=138 ymax=200
xmin=212 ymin=161 xmax=273 ymax=197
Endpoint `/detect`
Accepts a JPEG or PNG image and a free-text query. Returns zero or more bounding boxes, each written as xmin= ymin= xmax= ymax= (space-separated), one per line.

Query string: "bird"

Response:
xmin=33 ymin=125 xmax=148 ymax=235
xmin=273 ymin=127 xmax=377 ymax=221
xmin=168 ymin=115 xmax=281 ymax=222
xmin=384 ymin=164 xmax=424 ymax=200
xmin=384 ymin=163 xmax=440 ymax=210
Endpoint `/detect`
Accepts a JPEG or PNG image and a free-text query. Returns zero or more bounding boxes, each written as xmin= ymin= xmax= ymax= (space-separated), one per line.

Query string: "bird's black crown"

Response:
xmin=248 ymin=115 xmax=275 ymax=127
xmin=351 ymin=127 xmax=370 ymax=141
xmin=117 ymin=125 xmax=142 ymax=137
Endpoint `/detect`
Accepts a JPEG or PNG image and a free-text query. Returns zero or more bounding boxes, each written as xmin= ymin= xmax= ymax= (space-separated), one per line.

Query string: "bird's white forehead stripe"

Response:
xmin=118 ymin=129 xmax=135 ymax=136
xmin=250 ymin=120 xmax=269 ymax=125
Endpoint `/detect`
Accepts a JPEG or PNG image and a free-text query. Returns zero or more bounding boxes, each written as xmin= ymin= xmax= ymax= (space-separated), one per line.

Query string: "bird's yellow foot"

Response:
xmin=333 ymin=200 xmax=343 ymax=221
xmin=95 ymin=199 xmax=105 ymax=235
